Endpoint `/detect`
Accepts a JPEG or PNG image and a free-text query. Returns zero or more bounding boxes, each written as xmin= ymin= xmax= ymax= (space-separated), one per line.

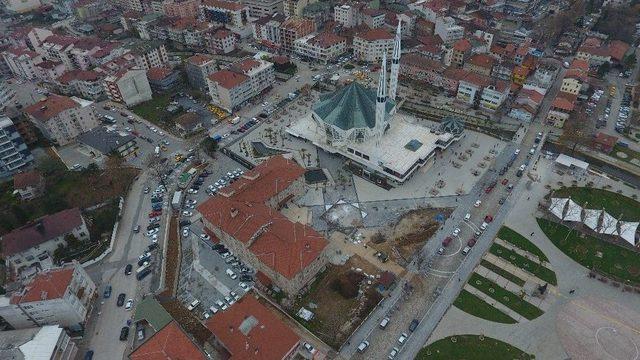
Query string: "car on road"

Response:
xmin=452 ymin=228 xmax=460 ymax=237
xmin=398 ymin=333 xmax=408 ymax=345
xmin=125 ymin=299 xmax=134 ymax=310
xmin=357 ymin=341 xmax=370 ymax=353
xmin=499 ymin=197 xmax=506 ymax=204
xmin=119 ymin=327 xmax=129 ymax=341
xmin=389 ymin=347 xmax=399 ymax=359
xmin=474 ymin=200 xmax=482 ymax=207
xmin=103 ymin=285 xmax=112 ymax=298
xmin=409 ymin=319 xmax=419 ymax=332
xmin=514 ymin=149 xmax=520 ymax=155
xmin=442 ymin=237 xmax=453 ymax=247
xmin=117 ymin=293 xmax=126 ymax=307
xmin=133 ymin=225 xmax=140 ymax=233
xmin=125 ymin=264 xmax=133 ymax=275
xmin=84 ymin=350 xmax=94 ymax=360
xmin=437 ymin=247 xmax=445 ymax=255
xmin=143 ymin=187 xmax=150 ymax=194
xmin=501 ymin=178 xmax=508 ymax=185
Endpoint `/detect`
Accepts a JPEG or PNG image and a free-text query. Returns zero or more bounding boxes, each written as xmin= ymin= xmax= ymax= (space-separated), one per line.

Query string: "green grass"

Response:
xmin=613 ymin=144 xmax=640 ymax=165
xmin=489 ymin=244 xmax=557 ymax=285
xmin=453 ymin=289 xmax=517 ymax=324
xmin=537 ymin=218 xmax=640 ymax=285
xmin=131 ymin=93 xmax=182 ymax=128
xmin=468 ymin=273 xmax=544 ymax=320
xmin=497 ymin=226 xmax=549 ymax=262
xmin=480 ymin=260 xmax=526 ymax=286
xmin=417 ymin=335 xmax=534 ymax=360
xmin=552 ymin=187 xmax=640 ymax=221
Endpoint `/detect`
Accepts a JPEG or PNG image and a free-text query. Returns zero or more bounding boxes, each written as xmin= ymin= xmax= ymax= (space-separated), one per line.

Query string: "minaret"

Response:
xmin=389 ymin=20 xmax=402 ymax=101
xmin=375 ymin=52 xmax=387 ymax=142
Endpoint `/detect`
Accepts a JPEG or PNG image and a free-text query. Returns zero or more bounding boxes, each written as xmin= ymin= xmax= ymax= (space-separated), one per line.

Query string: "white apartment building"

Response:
xmin=353 ymin=29 xmax=394 ymax=62
xmin=435 ymin=16 xmax=464 ymax=45
xmin=457 ymin=76 xmax=509 ymax=111
xmin=362 ymin=8 xmax=386 ymax=29
xmin=252 ymin=13 xmax=286 ymax=47
xmin=208 ymin=58 xmax=274 ymax=111
xmin=294 ymin=32 xmax=346 ymax=63
xmin=103 ymin=68 xmax=152 ymax=107
xmin=334 ymin=4 xmax=360 ymax=28
xmin=0 ymin=208 xmax=89 ymax=275
xmin=207 ymin=29 xmax=237 ymax=54
xmin=128 ymin=41 xmax=169 ymax=70
xmin=39 ymin=35 xmax=79 ymax=70
xmin=0 ymin=262 xmax=96 ymax=331
xmin=283 ymin=0 xmax=316 ymax=17
xmin=24 ymin=95 xmax=99 ymax=146
xmin=55 ymin=70 xmax=105 ymax=100
xmin=0 ymin=325 xmax=78 ymax=360
xmin=243 ymin=0 xmax=283 ymax=17
xmin=2 ymin=47 xmax=44 ymax=80
xmin=0 ymin=80 xmax=16 ymax=110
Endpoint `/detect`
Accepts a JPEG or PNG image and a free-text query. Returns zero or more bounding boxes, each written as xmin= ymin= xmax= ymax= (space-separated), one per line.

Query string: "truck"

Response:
xmin=171 ymin=191 xmax=182 ymax=209
xmin=136 ymin=262 xmax=151 ymax=275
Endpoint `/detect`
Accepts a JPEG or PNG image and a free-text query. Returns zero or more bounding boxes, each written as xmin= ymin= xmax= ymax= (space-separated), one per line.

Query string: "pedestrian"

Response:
xmin=569 ymin=289 xmax=575 ymax=294
xmin=530 ymin=232 xmax=534 ymax=236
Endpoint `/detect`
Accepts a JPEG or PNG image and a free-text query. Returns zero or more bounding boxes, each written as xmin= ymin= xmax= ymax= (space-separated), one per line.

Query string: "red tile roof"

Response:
xmin=519 ymin=88 xmax=544 ymax=104
xmin=206 ymin=296 xmax=299 ymax=360
xmin=467 ymin=53 xmax=496 ymax=69
xmin=208 ymin=70 xmax=248 ymax=89
xmin=187 ymin=53 xmax=214 ymax=66
xmin=453 ymin=38 xmax=471 ymax=52
xmin=552 ymin=93 xmax=576 ymax=112
xmin=401 ymin=53 xmax=445 ymax=72
xmin=57 ymin=70 xmax=100 ymax=84
xmin=13 ymin=267 xmax=74 ymax=304
xmin=309 ymin=32 xmax=345 ymax=48
xmin=6 ymin=46 xmax=39 ymax=59
xmin=13 ymin=171 xmax=43 ymax=190
xmin=356 ymin=28 xmax=393 ymax=42
xmin=608 ymin=40 xmax=630 ymax=62
xmin=146 ymin=66 xmax=174 ymax=81
xmin=594 ymin=132 xmax=618 ymax=147
xmin=197 ymin=156 xmax=328 ymax=279
xmin=201 ymin=0 xmax=245 ymax=11
xmin=130 ymin=321 xmax=207 ymax=360
xmin=231 ymin=59 xmax=262 ymax=74
xmin=1 ymin=208 xmax=84 ymax=257
xmin=43 ymin=34 xmax=79 ymax=48
xmin=212 ymin=29 xmax=233 ymax=39
xmin=24 ymin=95 xmax=79 ymax=122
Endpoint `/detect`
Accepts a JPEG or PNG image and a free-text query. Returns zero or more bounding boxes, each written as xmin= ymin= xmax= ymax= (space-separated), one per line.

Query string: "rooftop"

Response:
xmin=130 ymin=321 xmax=207 ymax=360
xmin=467 ymin=53 xmax=496 ymax=69
xmin=313 ymin=82 xmax=395 ymax=131
xmin=201 ymin=0 xmax=246 ymax=11
xmin=132 ymin=297 xmax=172 ymax=331
xmin=187 ymin=53 xmax=214 ymax=66
xmin=206 ymin=296 xmax=299 ymax=360
xmin=24 ymin=95 xmax=80 ymax=122
xmin=308 ymin=32 xmax=345 ymax=48
xmin=356 ymin=28 xmax=393 ymax=42
xmin=208 ymin=69 xmax=248 ymax=89
xmin=0 ymin=326 xmax=64 ymax=360
xmin=146 ymin=66 xmax=174 ymax=81
xmin=56 ymin=69 xmax=101 ymax=84
xmin=1 ymin=208 xmax=84 ymax=257
xmin=13 ymin=171 xmax=43 ymax=190
xmin=12 ymin=267 xmax=74 ymax=304
xmin=77 ymin=126 xmax=136 ymax=155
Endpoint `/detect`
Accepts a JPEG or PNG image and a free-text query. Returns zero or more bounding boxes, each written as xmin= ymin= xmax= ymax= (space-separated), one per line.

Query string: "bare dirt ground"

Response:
xmin=367 ymin=208 xmax=451 ymax=264
xmin=556 ymin=296 xmax=640 ymax=360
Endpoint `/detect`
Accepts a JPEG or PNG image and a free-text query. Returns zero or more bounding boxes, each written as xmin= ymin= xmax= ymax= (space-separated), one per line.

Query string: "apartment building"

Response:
xmin=163 ymin=0 xmax=201 ymax=18
xmin=103 ymin=68 xmax=152 ymax=107
xmin=463 ymin=53 xmax=496 ymax=76
xmin=198 ymin=155 xmax=329 ymax=296
xmin=127 ymin=40 xmax=169 ymax=70
xmin=362 ymin=8 xmax=386 ymax=29
xmin=207 ymin=29 xmax=237 ymax=54
xmin=13 ymin=170 xmax=45 ymax=201
xmin=0 ymin=208 xmax=90 ymax=275
xmin=0 ymin=262 xmax=96 ymax=331
xmin=0 ymin=81 xmax=16 ymax=110
xmin=207 ymin=58 xmax=274 ymax=111
xmin=201 ymin=0 xmax=250 ymax=29
xmin=353 ymin=28 xmax=394 ymax=63
xmin=456 ymin=72 xmax=509 ymax=111
xmin=243 ymin=0 xmax=283 ymax=17
xmin=294 ymin=32 xmax=346 ymax=63
xmin=55 ymin=70 xmax=105 ymax=100
xmin=281 ymin=17 xmax=316 ymax=54
xmin=283 ymin=0 xmax=316 ymax=17
xmin=252 ymin=13 xmax=287 ymax=48
xmin=0 ymin=325 xmax=78 ymax=360
xmin=2 ymin=47 xmax=44 ymax=80
xmin=452 ymin=38 xmax=472 ymax=66
xmin=39 ymin=35 xmax=79 ymax=70
xmin=435 ymin=16 xmax=463 ymax=45
xmin=0 ymin=117 xmax=34 ymax=180
xmin=185 ymin=54 xmax=217 ymax=91
xmin=334 ymin=4 xmax=362 ymax=28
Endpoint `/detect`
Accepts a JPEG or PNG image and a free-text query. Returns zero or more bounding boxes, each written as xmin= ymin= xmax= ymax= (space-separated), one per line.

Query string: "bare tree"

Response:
xmin=559 ymin=117 xmax=592 ymax=155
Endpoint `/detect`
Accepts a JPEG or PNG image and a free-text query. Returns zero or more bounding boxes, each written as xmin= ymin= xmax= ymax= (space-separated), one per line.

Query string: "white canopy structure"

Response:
xmin=549 ymin=198 xmax=568 ymax=219
xmin=583 ymin=209 xmax=602 ymax=231
xmin=599 ymin=212 xmax=618 ymax=235
xmin=619 ymin=222 xmax=639 ymax=246
xmin=563 ymin=199 xmax=583 ymax=222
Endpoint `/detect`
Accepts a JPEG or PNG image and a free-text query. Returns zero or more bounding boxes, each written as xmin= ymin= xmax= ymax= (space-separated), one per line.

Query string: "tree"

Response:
xmin=559 ymin=117 xmax=592 ymax=155
xmin=623 ymin=53 xmax=637 ymax=69
xmin=597 ymin=62 xmax=611 ymax=77
xmin=203 ymin=138 xmax=218 ymax=157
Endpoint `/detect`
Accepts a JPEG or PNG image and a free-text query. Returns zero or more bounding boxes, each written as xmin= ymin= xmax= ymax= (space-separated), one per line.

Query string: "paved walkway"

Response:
xmin=483 ymin=253 xmax=555 ymax=292
xmin=494 ymin=238 xmax=550 ymax=266
xmin=462 ymin=284 xmax=525 ymax=322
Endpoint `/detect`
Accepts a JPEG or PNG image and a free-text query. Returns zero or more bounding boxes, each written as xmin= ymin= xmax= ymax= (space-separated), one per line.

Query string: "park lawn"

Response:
xmin=537 ymin=218 xmax=640 ymax=284
xmin=469 ymin=273 xmax=544 ymax=320
xmin=417 ymin=335 xmax=534 ymax=360
xmin=453 ymin=289 xmax=517 ymax=324
xmin=480 ymin=259 xmax=526 ymax=286
xmin=612 ymin=144 xmax=640 ymax=165
xmin=497 ymin=226 xmax=549 ymax=262
xmin=489 ymin=244 xmax=557 ymax=285
xmin=131 ymin=93 xmax=180 ymax=128
xmin=552 ymin=187 xmax=640 ymax=221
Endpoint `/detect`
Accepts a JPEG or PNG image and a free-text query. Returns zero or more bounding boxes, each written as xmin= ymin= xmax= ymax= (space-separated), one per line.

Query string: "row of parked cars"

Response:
xmin=206 ymin=168 xmax=244 ymax=196
xmin=357 ymin=317 xmax=421 ymax=358
xmin=616 ymin=90 xmax=632 ymax=133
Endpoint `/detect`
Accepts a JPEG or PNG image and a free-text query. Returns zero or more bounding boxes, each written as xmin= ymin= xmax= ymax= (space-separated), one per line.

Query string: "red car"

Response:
xmin=148 ymin=211 xmax=162 ymax=218
xmin=467 ymin=238 xmax=477 ymax=247
xmin=442 ymin=236 xmax=453 ymax=247
xmin=485 ymin=186 xmax=494 ymax=194
xmin=484 ymin=215 xmax=493 ymax=223
xmin=501 ymin=178 xmax=508 ymax=185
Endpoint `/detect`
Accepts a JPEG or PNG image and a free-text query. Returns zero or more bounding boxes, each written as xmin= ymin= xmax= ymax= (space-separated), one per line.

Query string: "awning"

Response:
xmin=599 ymin=212 xmax=618 ymax=235
xmin=549 ymin=198 xmax=568 ymax=219
xmin=619 ymin=222 xmax=639 ymax=246
xmin=583 ymin=209 xmax=602 ymax=231
xmin=555 ymin=154 xmax=589 ymax=170
xmin=563 ymin=199 xmax=583 ymax=221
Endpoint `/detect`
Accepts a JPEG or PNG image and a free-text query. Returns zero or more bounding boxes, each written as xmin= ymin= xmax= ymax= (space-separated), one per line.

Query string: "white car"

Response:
xmin=200 ymin=234 xmax=211 ymax=241
xmin=474 ymin=200 xmax=482 ymax=208
xmin=452 ymin=228 xmax=460 ymax=237
xmin=182 ymin=228 xmax=190 ymax=237
xmin=398 ymin=333 xmax=408 ymax=344
xmin=187 ymin=189 xmax=198 ymax=194
xmin=464 ymin=213 xmax=471 ymax=221
xmin=388 ymin=347 xmax=399 ymax=359
xmin=514 ymin=149 xmax=520 ymax=155
xmin=222 ymin=133 xmax=230 ymax=138
xmin=182 ymin=211 xmax=193 ymax=217
xmin=146 ymin=228 xmax=159 ymax=236
xmin=125 ymin=299 xmax=134 ymax=310
xmin=239 ymin=282 xmax=250 ymax=290
xmin=138 ymin=252 xmax=151 ymax=261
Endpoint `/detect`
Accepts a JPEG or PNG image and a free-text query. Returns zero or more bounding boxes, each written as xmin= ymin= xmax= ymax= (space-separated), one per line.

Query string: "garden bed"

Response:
xmin=453 ymin=289 xmax=517 ymax=324
xmin=489 ymin=244 xmax=557 ymax=285
xmin=468 ymin=273 xmax=544 ymax=320
xmin=417 ymin=335 xmax=534 ymax=359
xmin=497 ymin=226 xmax=549 ymax=262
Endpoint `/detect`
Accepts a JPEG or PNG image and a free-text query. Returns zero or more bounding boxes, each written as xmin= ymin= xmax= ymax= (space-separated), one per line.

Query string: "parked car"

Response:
xmin=408 ymin=319 xmax=419 ymax=332
xmin=125 ymin=264 xmax=133 ymax=275
xmin=357 ymin=341 xmax=370 ymax=353
xmin=388 ymin=347 xmax=399 ymax=359
xmin=119 ymin=327 xmax=129 ymax=341
xmin=103 ymin=285 xmax=112 ymax=298
xmin=467 ymin=238 xmax=477 ymax=247
xmin=125 ymin=299 xmax=134 ymax=310
xmin=398 ymin=333 xmax=408 ymax=344
xmin=442 ymin=237 xmax=453 ymax=247
xmin=117 ymin=293 xmax=126 ymax=307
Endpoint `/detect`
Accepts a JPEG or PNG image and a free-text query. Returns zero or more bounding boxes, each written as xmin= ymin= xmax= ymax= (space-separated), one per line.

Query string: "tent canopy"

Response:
xmin=599 ymin=211 xmax=618 ymax=235
xmin=549 ymin=198 xmax=568 ymax=219
xmin=583 ymin=209 xmax=602 ymax=231
xmin=563 ymin=199 xmax=583 ymax=221
xmin=619 ymin=222 xmax=639 ymax=246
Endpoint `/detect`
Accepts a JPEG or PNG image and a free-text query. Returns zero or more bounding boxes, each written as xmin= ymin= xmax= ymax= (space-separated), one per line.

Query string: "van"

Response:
xmin=462 ymin=246 xmax=471 ymax=256
xmin=357 ymin=341 xmax=370 ymax=353
xmin=187 ymin=299 xmax=200 ymax=311
xmin=379 ymin=317 xmax=390 ymax=329
xmin=209 ymin=305 xmax=219 ymax=314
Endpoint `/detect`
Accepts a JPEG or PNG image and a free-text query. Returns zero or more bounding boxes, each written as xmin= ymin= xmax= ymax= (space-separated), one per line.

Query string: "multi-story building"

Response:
xmin=362 ymin=8 xmax=386 ymax=29
xmin=283 ymin=0 xmax=316 ymax=17
xmin=0 ymin=208 xmax=90 ymax=274
xmin=24 ymin=94 xmax=99 ymax=146
xmin=547 ymin=93 xmax=576 ymax=128
xmin=0 ymin=325 xmax=78 ymax=359
xmin=208 ymin=58 xmax=274 ymax=111
xmin=281 ymin=17 xmax=316 ymax=54
xmin=201 ymin=0 xmax=250 ymax=29
xmin=463 ymin=53 xmax=496 ymax=77
xmin=456 ymin=73 xmax=509 ymax=111
xmin=77 ymin=126 xmax=138 ymax=159
xmin=451 ymin=38 xmax=472 ymax=66
xmin=243 ymin=0 xmax=283 ymax=18
xmin=2 ymin=47 xmax=44 ymax=80
xmin=185 ymin=54 xmax=217 ymax=91
xmin=0 ymin=80 xmax=16 ymax=110
xmin=0 ymin=117 xmax=34 ymax=180
xmin=434 ymin=16 xmax=463 ymax=45
xmin=163 ymin=0 xmax=201 ymax=18
xmin=206 ymin=29 xmax=237 ymax=54
xmin=147 ymin=67 xmax=182 ymax=93
xmin=353 ymin=28 xmax=394 ymax=63
xmin=73 ymin=0 xmax=104 ymax=21
xmin=4 ymin=0 xmax=41 ymax=12
xmin=55 ymin=70 xmax=105 ymax=100
xmin=198 ymin=155 xmax=329 ymax=296
xmin=294 ymin=32 xmax=346 ymax=63
xmin=252 ymin=13 xmax=287 ymax=49
xmin=334 ymin=4 xmax=363 ymax=28
xmin=103 ymin=68 xmax=152 ymax=107
xmin=39 ymin=35 xmax=79 ymax=70
xmin=0 ymin=262 xmax=96 ymax=331
xmin=126 ymin=40 xmax=169 ymax=70
xmin=13 ymin=170 xmax=45 ymax=201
